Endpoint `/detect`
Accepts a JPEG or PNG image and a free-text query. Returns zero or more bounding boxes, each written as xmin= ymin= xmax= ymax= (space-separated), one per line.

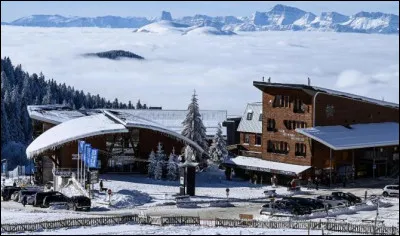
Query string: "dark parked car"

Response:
xmin=331 ymin=192 xmax=362 ymax=205
xmin=42 ymin=193 xmax=69 ymax=208
xmin=18 ymin=190 xmax=41 ymax=203
xmin=67 ymin=196 xmax=91 ymax=211
xmin=1 ymin=186 xmax=21 ymax=201
xmin=33 ymin=191 xmax=61 ymax=207
xmin=275 ymin=199 xmax=311 ymax=215
xmin=284 ymin=197 xmax=325 ymax=210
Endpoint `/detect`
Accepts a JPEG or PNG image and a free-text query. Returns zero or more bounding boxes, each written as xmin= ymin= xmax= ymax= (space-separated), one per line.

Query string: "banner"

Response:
xmin=78 ymin=140 xmax=86 ymax=154
xmin=90 ymin=149 xmax=98 ymax=168
xmin=84 ymin=144 xmax=91 ymax=165
xmin=2 ymin=162 xmax=7 ymax=174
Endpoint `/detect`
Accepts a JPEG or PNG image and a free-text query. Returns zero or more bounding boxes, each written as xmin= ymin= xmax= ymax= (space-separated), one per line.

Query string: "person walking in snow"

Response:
xmin=13 ymin=181 xmax=16 ymax=187
xmin=99 ymin=179 xmax=104 ymax=192
xmin=22 ymin=195 xmax=27 ymax=207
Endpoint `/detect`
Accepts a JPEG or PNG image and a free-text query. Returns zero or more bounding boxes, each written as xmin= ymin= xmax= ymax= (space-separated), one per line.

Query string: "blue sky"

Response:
xmin=1 ymin=1 xmax=399 ymax=22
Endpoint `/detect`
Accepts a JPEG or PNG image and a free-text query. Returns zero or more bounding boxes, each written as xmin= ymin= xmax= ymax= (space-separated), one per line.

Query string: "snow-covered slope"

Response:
xmin=136 ymin=20 xmax=190 ymax=34
xmin=183 ymin=26 xmax=236 ymax=36
xmin=4 ymin=5 xmax=398 ymax=34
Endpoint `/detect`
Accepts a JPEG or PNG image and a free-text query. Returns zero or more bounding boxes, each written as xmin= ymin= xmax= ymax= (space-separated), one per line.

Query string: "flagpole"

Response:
xmin=77 ymin=151 xmax=80 ymax=183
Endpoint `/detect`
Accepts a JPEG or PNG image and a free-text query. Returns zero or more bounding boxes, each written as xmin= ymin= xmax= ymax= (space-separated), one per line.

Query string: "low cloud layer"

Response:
xmin=1 ymin=26 xmax=398 ymax=115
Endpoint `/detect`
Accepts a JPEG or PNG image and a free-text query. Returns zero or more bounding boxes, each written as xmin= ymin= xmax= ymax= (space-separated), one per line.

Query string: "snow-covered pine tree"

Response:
xmin=181 ymin=90 xmax=209 ymax=161
xmin=147 ymin=150 xmax=156 ymax=178
xmin=209 ymin=123 xmax=228 ymax=164
xmin=184 ymin=145 xmax=195 ymax=163
xmin=154 ymin=142 xmax=166 ymax=180
xmin=167 ymin=153 xmax=178 ymax=181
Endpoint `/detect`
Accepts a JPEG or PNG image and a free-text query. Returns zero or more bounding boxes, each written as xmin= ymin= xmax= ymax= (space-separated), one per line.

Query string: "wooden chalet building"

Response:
xmin=27 ymin=105 xmax=227 ymax=184
xmin=225 ymin=81 xmax=399 ymax=186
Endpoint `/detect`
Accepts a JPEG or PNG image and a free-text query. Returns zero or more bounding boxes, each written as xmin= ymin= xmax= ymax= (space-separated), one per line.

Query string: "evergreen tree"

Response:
xmin=147 ymin=150 xmax=156 ymax=178
xmin=167 ymin=153 xmax=178 ymax=181
xmin=1 ymin=98 xmax=10 ymax=146
xmin=154 ymin=142 xmax=167 ymax=180
xmin=42 ymin=85 xmax=54 ymax=104
xmin=128 ymin=101 xmax=132 ymax=109
xmin=209 ymin=123 xmax=228 ymax=164
xmin=181 ymin=90 xmax=209 ymax=161
xmin=136 ymin=99 xmax=142 ymax=109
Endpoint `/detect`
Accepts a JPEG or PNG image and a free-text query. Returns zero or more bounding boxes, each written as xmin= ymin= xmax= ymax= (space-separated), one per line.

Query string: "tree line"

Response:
xmin=0 ymin=57 xmax=149 ymax=169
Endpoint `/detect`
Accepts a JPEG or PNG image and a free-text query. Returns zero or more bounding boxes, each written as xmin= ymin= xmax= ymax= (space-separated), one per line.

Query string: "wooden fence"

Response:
xmin=214 ymin=218 xmax=399 ymax=235
xmin=1 ymin=215 xmax=399 ymax=235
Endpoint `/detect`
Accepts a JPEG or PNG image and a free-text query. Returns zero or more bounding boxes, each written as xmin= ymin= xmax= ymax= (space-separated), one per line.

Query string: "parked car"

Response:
xmin=316 ymin=195 xmax=348 ymax=208
xmin=284 ymin=197 xmax=325 ymax=210
xmin=42 ymin=193 xmax=69 ymax=208
xmin=260 ymin=199 xmax=311 ymax=216
xmin=1 ymin=186 xmax=21 ymax=201
xmin=18 ymin=190 xmax=41 ymax=203
xmin=67 ymin=196 xmax=91 ymax=211
xmin=382 ymin=185 xmax=399 ymax=197
xmin=331 ymin=192 xmax=362 ymax=205
xmin=33 ymin=191 xmax=60 ymax=207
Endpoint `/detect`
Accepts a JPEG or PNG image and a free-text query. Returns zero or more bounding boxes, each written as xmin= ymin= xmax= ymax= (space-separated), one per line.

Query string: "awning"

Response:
xmin=296 ymin=122 xmax=399 ymax=151
xmin=26 ymin=113 xmax=129 ymax=158
xmin=223 ymin=156 xmax=311 ymax=176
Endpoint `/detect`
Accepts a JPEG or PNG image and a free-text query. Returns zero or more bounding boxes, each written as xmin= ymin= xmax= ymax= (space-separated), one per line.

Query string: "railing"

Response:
xmin=239 ymin=150 xmax=262 ymax=158
xmin=1 ymin=215 xmax=399 ymax=235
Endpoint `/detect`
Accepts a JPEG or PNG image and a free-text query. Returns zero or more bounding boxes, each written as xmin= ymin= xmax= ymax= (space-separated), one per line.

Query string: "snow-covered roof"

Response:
xmin=27 ymin=105 xmax=227 ymax=138
xmin=253 ymin=82 xmax=399 ymax=109
xmin=224 ymin=156 xmax=311 ymax=176
xmin=237 ymin=102 xmax=263 ymax=134
xmin=27 ymin=105 xmax=101 ymax=125
xmin=104 ymin=110 xmax=205 ymax=153
xmin=296 ymin=122 xmax=399 ymax=150
xmin=108 ymin=109 xmax=227 ymax=137
xmin=26 ymin=113 xmax=129 ymax=158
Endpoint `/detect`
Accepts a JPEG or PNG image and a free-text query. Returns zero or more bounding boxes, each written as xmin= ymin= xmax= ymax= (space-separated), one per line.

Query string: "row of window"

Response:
xmin=243 ymin=135 xmax=307 ymax=156
xmin=246 ymin=112 xmax=263 ymax=121
xmin=273 ymin=95 xmax=308 ymax=113
xmin=266 ymin=119 xmax=307 ymax=130
xmin=283 ymin=120 xmax=307 ymax=130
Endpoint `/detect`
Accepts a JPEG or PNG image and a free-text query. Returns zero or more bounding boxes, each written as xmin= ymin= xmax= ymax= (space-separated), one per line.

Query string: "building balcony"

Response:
xmin=239 ymin=150 xmax=262 ymax=158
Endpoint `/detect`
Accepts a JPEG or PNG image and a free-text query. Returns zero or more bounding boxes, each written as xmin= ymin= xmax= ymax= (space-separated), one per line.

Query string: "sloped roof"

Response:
xmin=109 ymin=109 xmax=227 ymax=137
xmin=27 ymin=105 xmax=227 ymax=137
xmin=26 ymin=113 xmax=129 ymax=158
xmin=237 ymin=102 xmax=263 ymax=134
xmin=253 ymin=81 xmax=399 ymax=109
xmin=224 ymin=156 xmax=311 ymax=176
xmin=296 ymin=122 xmax=399 ymax=150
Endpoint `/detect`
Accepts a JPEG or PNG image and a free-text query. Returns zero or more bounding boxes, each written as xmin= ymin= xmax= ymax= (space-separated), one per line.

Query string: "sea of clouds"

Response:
xmin=1 ymin=26 xmax=398 ymax=115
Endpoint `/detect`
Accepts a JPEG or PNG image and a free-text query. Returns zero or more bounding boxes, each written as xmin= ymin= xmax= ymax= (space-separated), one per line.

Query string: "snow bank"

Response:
xmin=184 ymin=26 xmax=236 ymax=36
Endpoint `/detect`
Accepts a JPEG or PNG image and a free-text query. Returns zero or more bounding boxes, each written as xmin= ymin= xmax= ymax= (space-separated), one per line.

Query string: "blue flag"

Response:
xmin=84 ymin=144 xmax=91 ymax=165
xmin=78 ymin=141 xmax=86 ymax=154
xmin=2 ymin=162 xmax=7 ymax=173
xmin=90 ymin=149 xmax=98 ymax=168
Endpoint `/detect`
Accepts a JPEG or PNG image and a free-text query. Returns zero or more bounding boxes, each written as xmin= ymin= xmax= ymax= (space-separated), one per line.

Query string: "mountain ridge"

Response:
xmin=2 ymin=4 xmax=398 ymax=34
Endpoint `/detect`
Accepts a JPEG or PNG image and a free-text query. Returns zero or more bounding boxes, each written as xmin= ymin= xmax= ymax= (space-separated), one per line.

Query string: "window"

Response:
xmin=244 ymin=134 xmax=250 ymax=144
xmin=294 ymin=98 xmax=305 ymax=113
xmin=295 ymin=143 xmax=306 ymax=156
xmin=267 ymin=140 xmax=289 ymax=154
xmin=284 ymin=120 xmax=307 ymax=130
xmin=273 ymin=95 xmax=290 ymax=108
xmin=255 ymin=134 xmax=262 ymax=145
xmin=246 ymin=112 xmax=253 ymax=120
xmin=259 ymin=114 xmax=263 ymax=121
xmin=267 ymin=118 xmax=276 ymax=131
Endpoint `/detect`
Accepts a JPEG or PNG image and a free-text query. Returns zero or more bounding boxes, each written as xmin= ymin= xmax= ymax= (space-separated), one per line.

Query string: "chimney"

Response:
xmin=268 ymin=77 xmax=271 ymax=83
xmin=307 ymin=77 xmax=311 ymax=86
xmin=262 ymin=76 xmax=264 ymax=82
